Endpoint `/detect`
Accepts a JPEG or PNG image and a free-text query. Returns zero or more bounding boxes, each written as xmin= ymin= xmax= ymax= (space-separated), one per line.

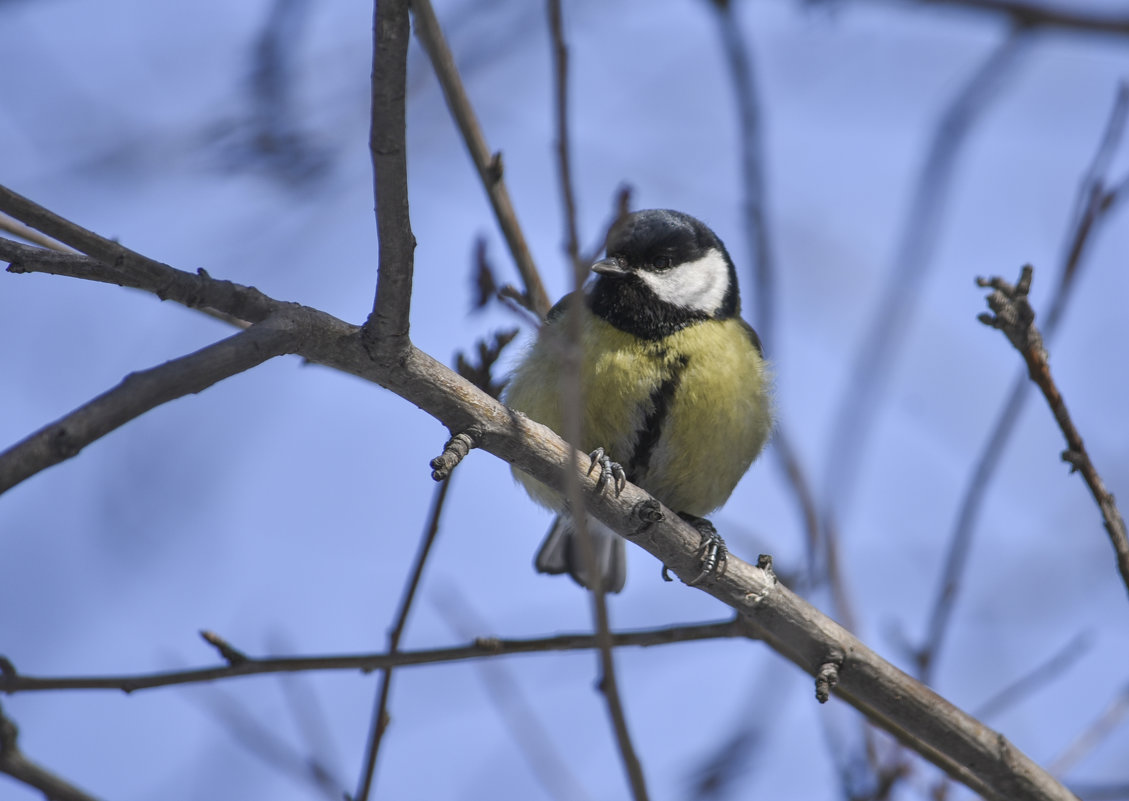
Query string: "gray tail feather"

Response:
xmin=535 ymin=514 xmax=627 ymax=593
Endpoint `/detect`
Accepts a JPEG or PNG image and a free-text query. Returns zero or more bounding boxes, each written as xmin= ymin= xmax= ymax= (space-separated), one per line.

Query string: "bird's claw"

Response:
xmin=587 ymin=447 xmax=626 ymax=495
xmin=662 ymin=514 xmax=728 ymax=586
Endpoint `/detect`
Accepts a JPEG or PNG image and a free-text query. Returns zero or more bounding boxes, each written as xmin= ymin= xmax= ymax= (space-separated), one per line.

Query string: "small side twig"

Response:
xmin=977 ymin=266 xmax=1129 ymax=598
xmin=200 ymin=630 xmax=251 ymax=665
xmin=815 ymin=648 xmax=845 ymax=704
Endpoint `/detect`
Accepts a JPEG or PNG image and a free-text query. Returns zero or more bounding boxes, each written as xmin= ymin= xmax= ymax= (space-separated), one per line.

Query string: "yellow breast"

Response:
xmin=504 ymin=310 xmax=772 ymax=516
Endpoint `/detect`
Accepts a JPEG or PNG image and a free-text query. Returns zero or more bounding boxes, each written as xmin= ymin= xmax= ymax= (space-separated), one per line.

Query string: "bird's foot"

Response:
xmin=661 ymin=513 xmax=728 ymax=585
xmin=587 ymin=447 xmax=626 ymax=495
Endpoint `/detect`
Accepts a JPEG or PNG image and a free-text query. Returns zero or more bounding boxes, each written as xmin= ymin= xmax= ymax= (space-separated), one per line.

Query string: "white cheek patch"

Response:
xmin=635 ymin=248 xmax=730 ymax=314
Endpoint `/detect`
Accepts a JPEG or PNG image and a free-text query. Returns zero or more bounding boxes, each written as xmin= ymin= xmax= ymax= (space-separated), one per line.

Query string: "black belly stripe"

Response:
xmin=627 ymin=352 xmax=690 ymax=480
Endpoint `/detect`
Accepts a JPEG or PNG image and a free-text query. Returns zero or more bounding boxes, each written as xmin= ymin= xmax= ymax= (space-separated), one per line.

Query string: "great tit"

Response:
xmin=504 ymin=209 xmax=773 ymax=592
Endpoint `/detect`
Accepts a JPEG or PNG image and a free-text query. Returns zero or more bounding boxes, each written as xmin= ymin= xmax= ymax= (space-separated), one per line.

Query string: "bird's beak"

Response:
xmin=591 ymin=257 xmax=627 ymax=276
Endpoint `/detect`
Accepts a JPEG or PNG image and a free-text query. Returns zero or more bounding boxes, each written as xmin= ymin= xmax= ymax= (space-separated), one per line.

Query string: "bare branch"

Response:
xmin=1 ymin=234 xmax=280 ymax=323
xmin=916 ymin=83 xmax=1129 ymax=681
xmin=0 ymin=620 xmax=745 ymax=693
xmin=0 ymin=184 xmax=187 ymax=291
xmin=353 ymin=477 xmax=453 ymax=801
xmin=0 ymin=315 xmax=300 ymax=496
xmin=4 ymin=238 xmax=1079 ymax=800
xmin=977 ymin=266 xmax=1129 ymax=597
xmin=0 ymin=703 xmax=106 ymax=801
xmin=410 ymin=0 xmax=551 ymax=318
xmin=365 ymin=0 xmax=415 ymax=348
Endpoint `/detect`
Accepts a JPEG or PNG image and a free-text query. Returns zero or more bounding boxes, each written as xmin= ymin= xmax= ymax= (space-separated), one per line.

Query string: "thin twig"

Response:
xmin=823 ymin=30 xmax=1030 ymax=517
xmin=915 ymin=83 xmax=1129 ymax=681
xmin=409 ymin=0 xmax=551 ymax=318
xmin=352 ymin=477 xmax=453 ymax=801
xmin=0 ymin=184 xmax=180 ymax=288
xmin=0 ymin=702 xmax=106 ymax=801
xmin=0 ymin=317 xmax=300 ymax=496
xmin=977 ymin=265 xmax=1129 ymax=597
xmin=0 ymin=620 xmax=745 ymax=694
xmin=547 ymin=2 xmax=649 ymax=798
xmin=1 ymin=232 xmax=279 ymax=323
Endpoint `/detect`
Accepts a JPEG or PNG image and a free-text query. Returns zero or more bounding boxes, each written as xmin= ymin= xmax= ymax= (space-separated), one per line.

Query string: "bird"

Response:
xmin=503 ymin=209 xmax=773 ymax=592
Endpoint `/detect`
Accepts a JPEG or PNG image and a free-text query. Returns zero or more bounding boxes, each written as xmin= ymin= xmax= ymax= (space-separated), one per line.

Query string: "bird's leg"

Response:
xmin=586 ymin=447 xmax=627 ymax=495
xmin=661 ymin=513 xmax=728 ymax=585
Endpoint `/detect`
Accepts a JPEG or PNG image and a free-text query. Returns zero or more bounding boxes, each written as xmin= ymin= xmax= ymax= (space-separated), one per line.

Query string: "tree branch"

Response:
xmin=0 ymin=314 xmax=301 ymax=495
xmin=4 ymin=235 xmax=1078 ymax=801
xmin=409 ymin=0 xmax=551 ymax=318
xmin=977 ymin=266 xmax=1129 ymax=598
xmin=365 ymin=0 xmax=415 ymax=348
xmin=0 ymin=620 xmax=744 ymax=693
xmin=1 ymin=232 xmax=281 ymax=322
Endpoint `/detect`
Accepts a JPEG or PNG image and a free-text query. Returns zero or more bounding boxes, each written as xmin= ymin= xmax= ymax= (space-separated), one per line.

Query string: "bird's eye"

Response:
xmin=653 ymin=255 xmax=673 ymax=270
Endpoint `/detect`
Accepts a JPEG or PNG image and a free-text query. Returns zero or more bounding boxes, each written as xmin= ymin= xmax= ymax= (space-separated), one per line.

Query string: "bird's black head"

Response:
xmin=587 ymin=209 xmax=740 ymax=340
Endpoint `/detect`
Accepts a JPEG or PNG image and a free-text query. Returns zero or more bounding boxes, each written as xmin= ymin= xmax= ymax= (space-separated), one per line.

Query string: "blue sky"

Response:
xmin=2 ymin=1 xmax=1128 ymax=799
